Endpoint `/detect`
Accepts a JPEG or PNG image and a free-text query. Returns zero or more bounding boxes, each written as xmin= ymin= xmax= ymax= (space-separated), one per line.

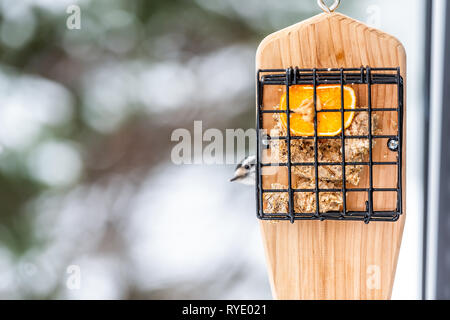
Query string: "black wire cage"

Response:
xmin=256 ymin=67 xmax=404 ymax=224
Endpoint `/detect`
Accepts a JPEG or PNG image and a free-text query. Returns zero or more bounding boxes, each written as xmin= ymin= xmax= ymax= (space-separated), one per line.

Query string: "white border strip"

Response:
xmin=426 ymin=0 xmax=447 ymax=301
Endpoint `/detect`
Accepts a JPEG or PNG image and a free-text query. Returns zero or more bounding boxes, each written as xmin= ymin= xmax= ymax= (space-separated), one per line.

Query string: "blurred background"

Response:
xmin=0 ymin=0 xmax=442 ymax=299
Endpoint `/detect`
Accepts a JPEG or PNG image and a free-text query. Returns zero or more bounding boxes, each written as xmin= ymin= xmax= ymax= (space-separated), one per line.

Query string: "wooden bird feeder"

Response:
xmin=255 ymin=0 xmax=406 ymax=300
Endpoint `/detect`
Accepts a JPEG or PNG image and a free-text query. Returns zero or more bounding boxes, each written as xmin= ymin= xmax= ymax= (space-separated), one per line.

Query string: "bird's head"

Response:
xmin=230 ymin=155 xmax=256 ymax=185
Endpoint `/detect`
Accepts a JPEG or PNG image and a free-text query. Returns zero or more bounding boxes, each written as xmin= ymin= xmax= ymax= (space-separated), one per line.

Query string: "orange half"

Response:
xmin=279 ymin=85 xmax=356 ymax=136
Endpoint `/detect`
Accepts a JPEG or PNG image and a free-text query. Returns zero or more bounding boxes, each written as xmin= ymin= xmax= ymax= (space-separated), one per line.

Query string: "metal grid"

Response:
xmin=256 ymin=67 xmax=404 ymax=224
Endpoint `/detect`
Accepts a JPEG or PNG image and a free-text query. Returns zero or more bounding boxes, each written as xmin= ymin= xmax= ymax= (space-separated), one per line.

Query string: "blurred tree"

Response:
xmin=0 ymin=0 xmax=322 ymax=299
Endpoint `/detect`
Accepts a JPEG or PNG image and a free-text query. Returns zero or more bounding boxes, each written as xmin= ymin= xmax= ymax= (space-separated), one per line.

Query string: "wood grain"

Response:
xmin=256 ymin=12 xmax=406 ymax=300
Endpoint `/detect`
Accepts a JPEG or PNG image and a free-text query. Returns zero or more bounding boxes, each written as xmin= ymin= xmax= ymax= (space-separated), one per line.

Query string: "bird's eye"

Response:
xmin=244 ymin=165 xmax=250 ymax=170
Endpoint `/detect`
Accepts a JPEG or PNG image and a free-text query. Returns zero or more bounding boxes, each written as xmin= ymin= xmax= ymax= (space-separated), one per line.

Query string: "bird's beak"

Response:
xmin=229 ymin=175 xmax=240 ymax=182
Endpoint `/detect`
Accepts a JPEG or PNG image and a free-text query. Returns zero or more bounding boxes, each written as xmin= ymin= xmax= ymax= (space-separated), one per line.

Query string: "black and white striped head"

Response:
xmin=230 ymin=155 xmax=256 ymax=185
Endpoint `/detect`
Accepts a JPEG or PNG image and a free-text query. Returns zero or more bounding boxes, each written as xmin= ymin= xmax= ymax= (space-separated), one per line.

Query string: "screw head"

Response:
xmin=387 ymin=138 xmax=399 ymax=152
xmin=261 ymin=134 xmax=271 ymax=149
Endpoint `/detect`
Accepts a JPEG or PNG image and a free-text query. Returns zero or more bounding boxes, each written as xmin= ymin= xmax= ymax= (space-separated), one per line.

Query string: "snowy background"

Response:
xmin=0 ymin=0 xmax=426 ymax=299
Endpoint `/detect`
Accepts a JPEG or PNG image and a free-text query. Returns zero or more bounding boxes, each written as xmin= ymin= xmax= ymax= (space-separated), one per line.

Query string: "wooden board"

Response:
xmin=256 ymin=12 xmax=406 ymax=300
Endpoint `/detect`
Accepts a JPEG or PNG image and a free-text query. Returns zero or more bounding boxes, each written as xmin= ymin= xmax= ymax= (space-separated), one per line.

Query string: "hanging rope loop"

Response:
xmin=317 ymin=0 xmax=341 ymax=13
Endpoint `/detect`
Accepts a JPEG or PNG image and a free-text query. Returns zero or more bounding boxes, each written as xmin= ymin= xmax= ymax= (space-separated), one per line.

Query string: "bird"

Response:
xmin=229 ymin=155 xmax=256 ymax=185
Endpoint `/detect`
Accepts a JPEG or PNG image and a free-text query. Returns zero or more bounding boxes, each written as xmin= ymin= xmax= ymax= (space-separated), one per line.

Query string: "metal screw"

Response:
xmin=387 ymin=138 xmax=399 ymax=152
xmin=262 ymin=134 xmax=271 ymax=149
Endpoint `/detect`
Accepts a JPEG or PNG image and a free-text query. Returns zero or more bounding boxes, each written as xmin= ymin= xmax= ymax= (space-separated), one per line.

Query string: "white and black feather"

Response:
xmin=230 ymin=155 xmax=256 ymax=185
